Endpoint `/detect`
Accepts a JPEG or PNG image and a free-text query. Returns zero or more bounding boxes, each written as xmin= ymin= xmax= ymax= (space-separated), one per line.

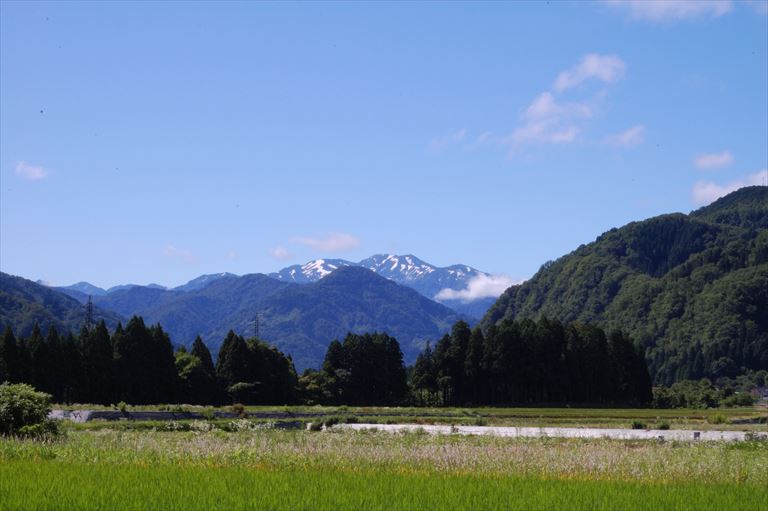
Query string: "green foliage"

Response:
xmin=708 ymin=414 xmax=728 ymax=425
xmin=412 ymin=318 xmax=651 ymax=406
xmin=0 ymin=272 xmax=122 ymax=338
xmin=631 ymin=420 xmax=647 ymax=430
xmin=652 ymin=373 xmax=762 ymax=408
xmin=309 ymin=332 xmax=409 ymax=406
xmin=482 ymin=187 xmax=768 ymax=385
xmin=0 ymin=383 xmax=58 ymax=437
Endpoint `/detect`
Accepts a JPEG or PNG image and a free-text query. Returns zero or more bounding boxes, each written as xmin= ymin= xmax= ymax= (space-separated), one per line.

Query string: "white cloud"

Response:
xmin=553 ymin=54 xmax=626 ymax=92
xmin=226 ymin=250 xmax=238 ymax=260
xmin=15 ymin=161 xmax=48 ymax=180
xmin=292 ymin=232 xmax=360 ymax=252
xmin=694 ymin=150 xmax=734 ymax=169
xmin=603 ymin=0 xmax=733 ymax=22
xmin=269 ymin=246 xmax=292 ymax=260
xmin=163 ymin=244 xmax=197 ymax=264
xmin=435 ymin=274 xmax=521 ymax=303
xmin=506 ymin=92 xmax=593 ymax=147
xmin=692 ymin=170 xmax=767 ymax=205
xmin=605 ymin=124 xmax=645 ymax=147
xmin=429 ymin=128 xmax=467 ymax=152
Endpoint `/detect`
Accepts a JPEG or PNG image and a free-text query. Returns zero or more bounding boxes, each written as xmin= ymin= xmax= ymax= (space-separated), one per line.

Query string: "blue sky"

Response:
xmin=1 ymin=1 xmax=767 ymax=290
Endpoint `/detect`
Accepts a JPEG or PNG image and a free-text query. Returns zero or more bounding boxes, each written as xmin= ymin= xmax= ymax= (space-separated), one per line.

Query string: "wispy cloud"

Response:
xmin=226 ymin=250 xmax=238 ymax=260
xmin=505 ymin=92 xmax=593 ymax=147
xmin=603 ymin=0 xmax=733 ymax=22
xmin=605 ymin=124 xmax=645 ymax=147
xmin=15 ymin=161 xmax=48 ymax=181
xmin=435 ymin=274 xmax=521 ymax=302
xmin=163 ymin=244 xmax=197 ymax=264
xmin=554 ymin=54 xmax=626 ymax=92
xmin=429 ymin=128 xmax=467 ymax=152
xmin=692 ymin=169 xmax=767 ymax=205
xmin=292 ymin=232 xmax=360 ymax=252
xmin=694 ymin=150 xmax=733 ymax=169
xmin=269 ymin=246 xmax=293 ymax=260
xmin=434 ymin=53 xmax=638 ymax=156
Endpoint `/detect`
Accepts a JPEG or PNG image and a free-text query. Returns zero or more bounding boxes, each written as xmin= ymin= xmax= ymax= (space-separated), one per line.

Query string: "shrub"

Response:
xmin=657 ymin=421 xmax=671 ymax=430
xmin=230 ymin=403 xmax=246 ymax=418
xmin=201 ymin=407 xmax=216 ymax=420
xmin=308 ymin=421 xmax=323 ymax=431
xmin=344 ymin=416 xmax=359 ymax=424
xmin=17 ymin=420 xmax=61 ymax=439
xmin=0 ymin=383 xmax=59 ymax=438
xmin=322 ymin=416 xmax=342 ymax=428
xmin=631 ymin=420 xmax=647 ymax=430
xmin=708 ymin=414 xmax=728 ymax=425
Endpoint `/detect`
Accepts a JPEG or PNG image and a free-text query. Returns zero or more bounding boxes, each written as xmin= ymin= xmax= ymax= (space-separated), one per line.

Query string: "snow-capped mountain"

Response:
xmin=269 ymin=254 xmax=503 ymax=318
xmin=269 ymin=259 xmax=355 ymax=283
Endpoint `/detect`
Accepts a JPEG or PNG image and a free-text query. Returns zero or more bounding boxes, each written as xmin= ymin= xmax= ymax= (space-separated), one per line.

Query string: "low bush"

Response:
xmin=230 ymin=403 xmax=246 ymax=418
xmin=322 ymin=416 xmax=342 ymax=428
xmin=631 ymin=420 xmax=647 ymax=430
xmin=708 ymin=414 xmax=729 ymax=425
xmin=0 ymin=383 xmax=60 ymax=439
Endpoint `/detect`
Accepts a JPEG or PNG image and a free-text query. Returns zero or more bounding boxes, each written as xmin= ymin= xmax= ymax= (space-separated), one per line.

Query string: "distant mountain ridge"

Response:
xmin=482 ymin=186 xmax=768 ymax=384
xmin=87 ymin=266 xmax=462 ymax=370
xmin=0 ymin=272 xmax=124 ymax=337
xmin=54 ymin=254 xmax=501 ymax=319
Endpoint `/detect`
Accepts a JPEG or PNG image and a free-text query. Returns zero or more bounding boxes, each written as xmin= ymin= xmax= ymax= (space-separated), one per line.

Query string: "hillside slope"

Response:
xmin=0 ymin=273 xmax=123 ymax=336
xmin=483 ymin=186 xmax=768 ymax=384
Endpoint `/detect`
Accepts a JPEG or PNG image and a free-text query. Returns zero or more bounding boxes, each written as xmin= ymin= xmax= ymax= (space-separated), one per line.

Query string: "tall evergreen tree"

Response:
xmin=80 ymin=320 xmax=114 ymax=404
xmin=215 ymin=330 xmax=251 ymax=390
xmin=0 ymin=326 xmax=18 ymax=382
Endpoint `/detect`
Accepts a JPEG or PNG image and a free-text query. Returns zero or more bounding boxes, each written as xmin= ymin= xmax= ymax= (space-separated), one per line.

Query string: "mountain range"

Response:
xmin=55 ymin=254 xmax=497 ymax=318
xmin=482 ymin=186 xmax=768 ymax=384
xmin=14 ymin=267 xmax=462 ymax=371
xmin=3 ymin=186 xmax=766 ymax=381
xmin=0 ymin=272 xmax=123 ymax=337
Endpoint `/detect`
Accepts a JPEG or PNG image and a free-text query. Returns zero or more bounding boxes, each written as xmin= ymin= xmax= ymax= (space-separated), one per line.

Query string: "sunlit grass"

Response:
xmin=1 ymin=428 xmax=766 ymax=510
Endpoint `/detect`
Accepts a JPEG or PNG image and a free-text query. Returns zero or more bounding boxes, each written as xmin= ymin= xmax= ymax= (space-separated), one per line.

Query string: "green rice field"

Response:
xmin=2 ymin=414 xmax=767 ymax=510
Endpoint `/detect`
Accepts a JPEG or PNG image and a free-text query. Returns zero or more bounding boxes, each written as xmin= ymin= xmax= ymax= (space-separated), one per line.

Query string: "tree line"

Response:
xmin=1 ymin=315 xmax=652 ymax=406
xmin=410 ymin=319 xmax=652 ymax=406
xmin=0 ymin=316 xmax=299 ymax=405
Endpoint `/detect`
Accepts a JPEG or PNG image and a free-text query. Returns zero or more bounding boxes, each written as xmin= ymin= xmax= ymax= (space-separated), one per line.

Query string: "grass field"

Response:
xmin=1 ymin=422 xmax=767 ymax=510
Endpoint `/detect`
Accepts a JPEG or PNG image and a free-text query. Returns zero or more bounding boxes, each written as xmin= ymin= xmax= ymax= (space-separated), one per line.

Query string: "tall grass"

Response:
xmin=1 ymin=462 xmax=764 ymax=511
xmin=1 ymin=429 xmax=766 ymax=510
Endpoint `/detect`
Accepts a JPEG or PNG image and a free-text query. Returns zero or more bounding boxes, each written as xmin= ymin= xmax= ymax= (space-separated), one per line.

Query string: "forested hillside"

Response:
xmin=0 ymin=273 xmax=123 ymax=337
xmin=483 ymin=187 xmax=768 ymax=384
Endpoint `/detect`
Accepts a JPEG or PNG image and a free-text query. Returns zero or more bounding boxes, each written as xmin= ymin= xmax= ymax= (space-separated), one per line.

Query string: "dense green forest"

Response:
xmin=483 ymin=187 xmax=768 ymax=385
xmin=0 ymin=318 xmax=299 ymax=405
xmin=407 ymin=319 xmax=651 ymax=406
xmin=1 ymin=317 xmax=657 ymax=407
